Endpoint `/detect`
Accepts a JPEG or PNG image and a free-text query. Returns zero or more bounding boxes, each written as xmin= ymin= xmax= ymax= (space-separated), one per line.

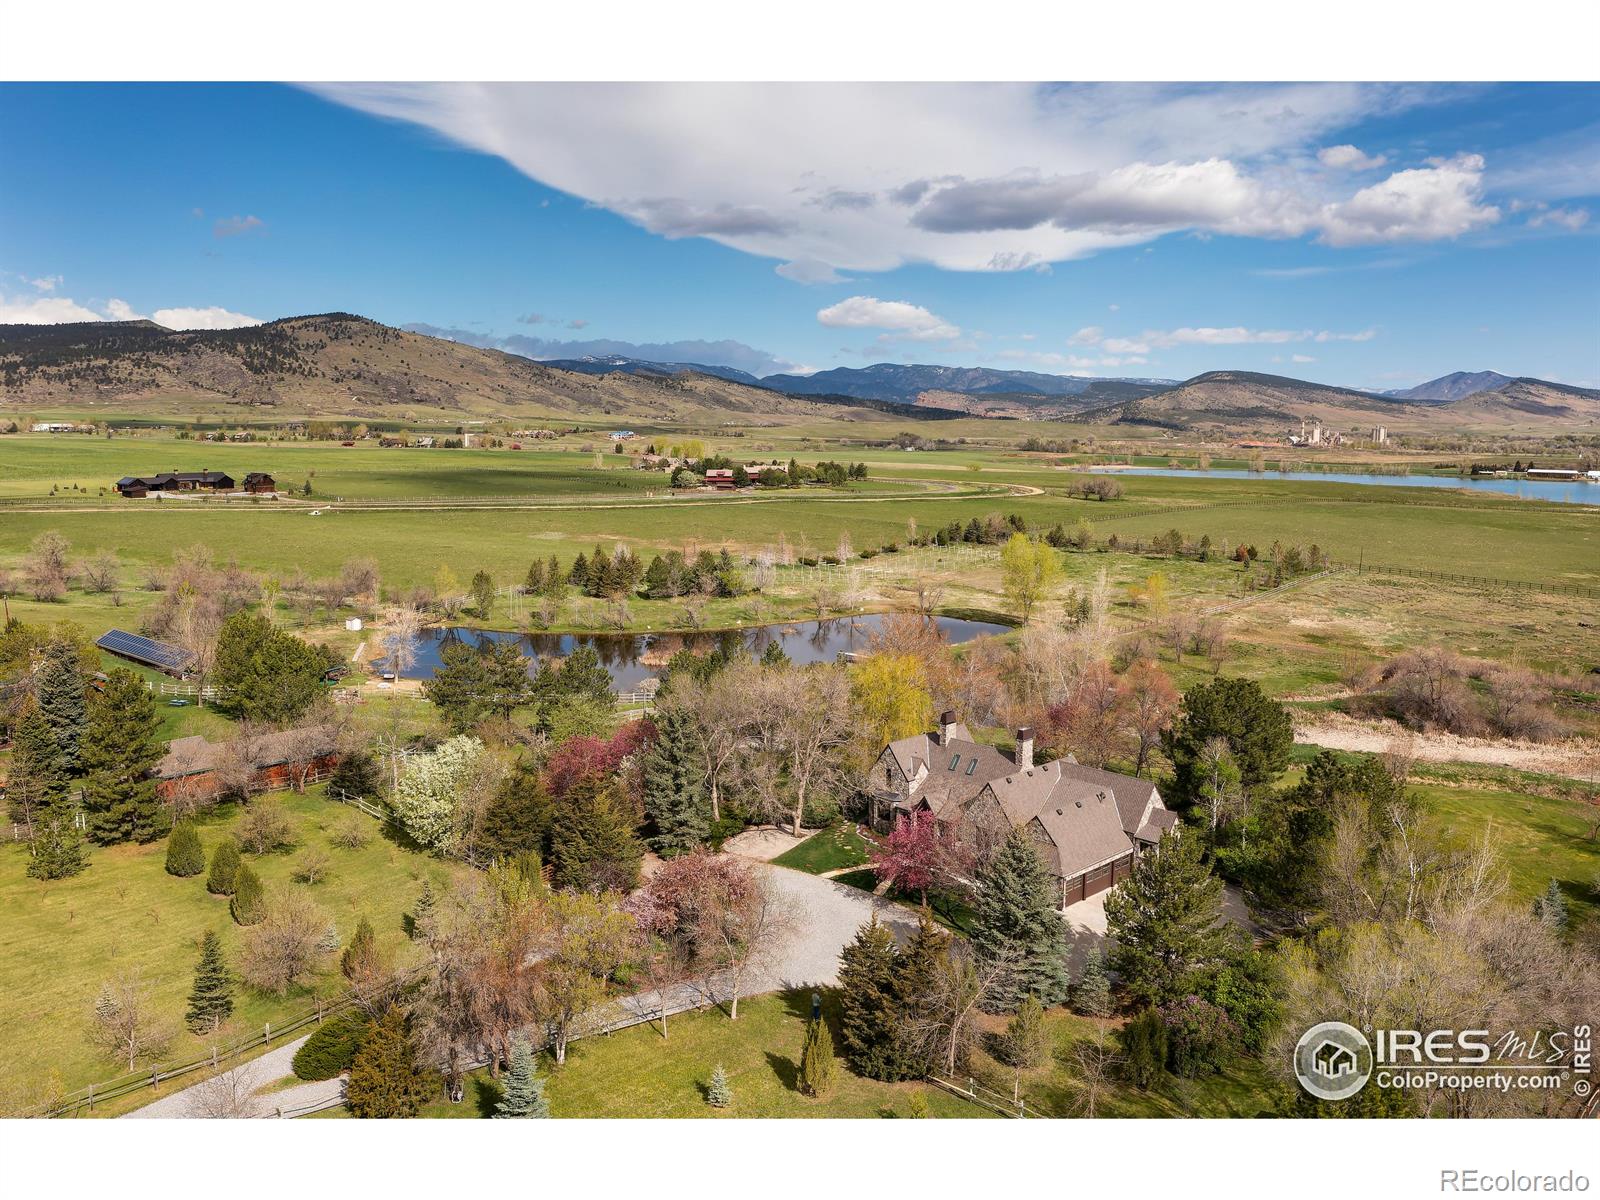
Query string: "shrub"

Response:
xmin=346 ymin=1008 xmax=434 ymax=1118
xmin=1118 ymin=1008 xmax=1168 ymax=1089
xmin=230 ymin=864 xmax=266 ymax=925
xmin=1158 ymin=995 xmax=1238 ymax=1079
xmin=292 ymin=1010 xmax=371 ymax=1080
xmin=165 ymin=822 xmax=206 ymax=877
xmin=329 ymin=818 xmax=370 ymax=850
xmin=329 ymin=749 xmax=383 ymax=801
xmin=237 ymin=799 xmax=295 ymax=855
xmin=800 ymin=1017 xmax=837 ymax=1098
xmin=207 ymin=839 xmax=242 ymax=895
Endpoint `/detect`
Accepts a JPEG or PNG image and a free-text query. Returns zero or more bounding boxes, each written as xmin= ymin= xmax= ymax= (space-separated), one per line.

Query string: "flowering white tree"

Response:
xmin=391 ymin=736 xmax=486 ymax=852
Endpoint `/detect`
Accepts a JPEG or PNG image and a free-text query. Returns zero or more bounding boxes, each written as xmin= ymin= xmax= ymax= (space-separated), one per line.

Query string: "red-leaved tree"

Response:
xmin=870 ymin=809 xmax=943 ymax=906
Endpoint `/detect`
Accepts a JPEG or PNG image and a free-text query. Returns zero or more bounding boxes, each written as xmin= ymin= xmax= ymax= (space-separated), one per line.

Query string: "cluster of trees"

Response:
xmin=2 ymin=622 xmax=167 ymax=878
xmin=1350 ymin=646 xmax=1568 ymax=742
xmin=663 ymin=457 xmax=868 ymax=489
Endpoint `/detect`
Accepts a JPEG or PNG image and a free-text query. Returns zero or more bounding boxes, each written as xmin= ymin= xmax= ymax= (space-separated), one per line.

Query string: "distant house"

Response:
xmin=114 ymin=470 xmax=235 ymax=497
xmin=32 ymin=421 xmax=91 ymax=433
xmin=704 ymin=468 xmax=737 ymax=490
xmin=155 ymin=725 xmax=343 ymax=804
xmin=242 ymin=471 xmax=276 ymax=493
xmin=609 ymin=430 xmax=636 ymax=441
xmin=870 ymin=712 xmax=1177 ymax=909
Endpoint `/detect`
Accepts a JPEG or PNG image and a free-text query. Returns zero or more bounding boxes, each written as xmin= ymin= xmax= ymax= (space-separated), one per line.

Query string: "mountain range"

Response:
xmin=2 ymin=314 xmax=1595 ymax=435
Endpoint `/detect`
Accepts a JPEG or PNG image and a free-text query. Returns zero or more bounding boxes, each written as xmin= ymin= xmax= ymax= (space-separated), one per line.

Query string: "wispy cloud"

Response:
xmin=213 ymin=214 xmax=265 ymax=239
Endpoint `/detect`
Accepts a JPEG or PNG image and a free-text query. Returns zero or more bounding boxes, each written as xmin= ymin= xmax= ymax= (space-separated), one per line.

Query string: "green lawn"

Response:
xmin=770 ymin=823 xmax=874 ymax=874
xmin=0 ymin=787 xmax=464 ymax=1115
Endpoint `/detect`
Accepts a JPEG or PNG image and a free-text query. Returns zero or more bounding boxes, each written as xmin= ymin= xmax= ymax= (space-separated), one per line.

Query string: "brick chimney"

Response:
xmin=1016 ymin=726 xmax=1035 ymax=770
xmin=937 ymin=710 xmax=957 ymax=746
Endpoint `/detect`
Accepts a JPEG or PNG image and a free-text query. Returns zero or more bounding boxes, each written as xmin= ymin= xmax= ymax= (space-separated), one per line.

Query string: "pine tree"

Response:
xmin=837 ymin=917 xmax=910 ymax=1081
xmin=1002 ymin=994 xmax=1047 ymax=1070
xmin=409 ymin=879 xmax=437 ymax=941
xmin=27 ymin=817 xmax=87 ymax=880
xmin=494 ymin=1037 xmax=550 ymax=1117
xmin=166 ymin=822 xmax=206 ymax=877
xmin=550 ymin=775 xmax=643 ymax=892
xmin=800 ymin=1016 xmax=838 ymax=1098
xmin=81 ymin=668 xmax=164 ymax=844
xmin=641 ymin=705 xmax=709 ymax=854
xmin=207 ymin=838 xmax=242 ymax=895
xmin=894 ymin=912 xmax=950 ymax=1073
xmin=706 ymin=1063 xmax=732 ymax=1108
xmin=230 ymin=863 xmax=265 ymax=925
xmin=346 ymin=1007 xmax=434 ymax=1118
xmin=1104 ymin=832 xmax=1227 ymax=1006
xmin=1534 ymin=879 xmax=1569 ymax=930
xmin=969 ymin=828 xmax=1071 ymax=1010
xmin=567 ymin=552 xmax=589 ymax=589
xmin=340 ymin=915 xmax=386 ymax=983
xmin=7 ymin=701 xmax=69 ymax=827
xmin=35 ymin=640 xmax=87 ymax=773
xmin=542 ymin=555 xmax=563 ymax=598
xmin=523 ymin=559 xmax=545 ymax=595
xmin=185 ymin=930 xmax=234 ymax=1033
xmin=1074 ymin=946 xmax=1112 ymax=1018
xmin=479 ymin=765 xmax=553 ymax=861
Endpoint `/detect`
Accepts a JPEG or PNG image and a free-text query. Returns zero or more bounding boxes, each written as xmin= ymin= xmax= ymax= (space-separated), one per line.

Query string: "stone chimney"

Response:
xmin=937 ymin=710 xmax=957 ymax=746
xmin=1016 ymin=726 xmax=1035 ymax=770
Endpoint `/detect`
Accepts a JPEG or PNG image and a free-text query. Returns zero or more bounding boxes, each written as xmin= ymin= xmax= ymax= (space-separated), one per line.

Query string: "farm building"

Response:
xmin=704 ymin=468 xmax=738 ymax=490
xmin=114 ymin=470 xmax=236 ymax=497
xmin=242 ymin=471 xmax=276 ymax=493
xmin=95 ymin=629 xmax=196 ymax=677
xmin=155 ymin=725 xmax=343 ymax=804
xmin=869 ymin=712 xmax=1177 ymax=910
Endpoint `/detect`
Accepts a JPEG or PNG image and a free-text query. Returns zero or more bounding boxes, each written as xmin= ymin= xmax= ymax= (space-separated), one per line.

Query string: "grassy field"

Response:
xmin=0 ymin=788 xmax=464 ymax=1114
xmin=770 ymin=823 xmax=874 ymax=875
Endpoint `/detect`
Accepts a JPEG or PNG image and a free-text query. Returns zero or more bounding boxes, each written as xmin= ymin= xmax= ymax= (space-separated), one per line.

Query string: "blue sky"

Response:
xmin=1 ymin=82 xmax=1596 ymax=388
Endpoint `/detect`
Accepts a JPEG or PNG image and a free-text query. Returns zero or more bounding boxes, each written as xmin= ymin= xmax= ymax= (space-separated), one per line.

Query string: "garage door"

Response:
xmin=1083 ymin=863 xmax=1116 ymax=897
xmin=1063 ymin=874 xmax=1086 ymax=906
xmin=1110 ymin=854 xmax=1134 ymax=885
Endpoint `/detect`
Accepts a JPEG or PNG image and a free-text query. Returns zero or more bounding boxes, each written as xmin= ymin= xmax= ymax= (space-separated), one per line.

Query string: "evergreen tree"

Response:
xmin=549 ymin=775 xmax=643 ymax=892
xmin=341 ymin=915 xmax=383 ymax=982
xmin=642 ymin=555 xmax=672 ymax=599
xmin=760 ymin=640 xmax=789 ymax=668
xmin=346 ymin=1007 xmax=434 ymax=1118
xmin=207 ymin=838 xmax=242 ymax=895
xmin=894 ymin=912 xmax=950 ymax=1073
xmin=523 ymin=559 xmax=545 ymax=595
xmin=1534 ymin=879 xmax=1569 ymax=930
xmin=35 ymin=639 xmax=87 ymax=773
xmin=1074 ymin=946 xmax=1112 ymax=1018
xmin=641 ymin=705 xmax=708 ymax=854
xmin=706 ymin=1063 xmax=732 ymax=1108
xmin=494 ymin=1037 xmax=550 ymax=1117
xmin=479 ymin=764 xmax=554 ymax=861
xmin=165 ymin=821 xmax=206 ymax=877
xmin=969 ymin=828 xmax=1070 ymax=1010
xmin=328 ymin=749 xmax=382 ymax=801
xmin=787 ymin=457 xmax=800 ymax=487
xmin=1105 ymin=832 xmax=1227 ymax=1006
xmin=1162 ymin=677 xmax=1293 ymax=809
xmin=7 ymin=700 xmax=69 ymax=827
xmin=1119 ymin=1009 xmax=1168 ymax=1089
xmin=81 ymin=668 xmax=164 ymax=844
xmin=185 ymin=930 xmax=234 ymax=1033
xmin=212 ymin=612 xmax=327 ymax=726
xmin=470 ymin=570 xmax=496 ymax=618
xmin=800 ymin=1016 xmax=838 ymax=1098
xmin=230 ymin=863 xmax=265 ymax=925
xmin=836 ymin=918 xmax=910 ymax=1081
xmin=409 ymin=879 xmax=437 ymax=941
xmin=1002 ymin=994 xmax=1047 ymax=1070
xmin=542 ymin=555 xmax=564 ymax=599
xmin=27 ymin=817 xmax=87 ymax=880
xmin=567 ymin=552 xmax=589 ymax=589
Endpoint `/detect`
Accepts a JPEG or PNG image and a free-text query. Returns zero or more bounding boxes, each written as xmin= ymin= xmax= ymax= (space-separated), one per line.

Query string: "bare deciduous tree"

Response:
xmin=237 ymin=888 xmax=330 ymax=996
xmin=91 ymin=976 xmax=171 ymax=1072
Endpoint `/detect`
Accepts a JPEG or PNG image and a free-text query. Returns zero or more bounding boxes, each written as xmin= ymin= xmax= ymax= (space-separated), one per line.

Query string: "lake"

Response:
xmin=383 ymin=613 xmax=1012 ymax=688
xmin=1088 ymin=466 xmax=1599 ymax=505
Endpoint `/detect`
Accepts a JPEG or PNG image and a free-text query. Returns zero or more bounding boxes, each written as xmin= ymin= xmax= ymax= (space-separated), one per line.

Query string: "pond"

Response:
xmin=1088 ymin=466 xmax=1599 ymax=505
xmin=381 ymin=613 xmax=1012 ymax=689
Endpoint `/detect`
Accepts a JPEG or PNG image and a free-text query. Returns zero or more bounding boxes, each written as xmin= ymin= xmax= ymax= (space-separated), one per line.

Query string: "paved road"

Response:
xmin=125 ymin=863 xmax=904 ymax=1118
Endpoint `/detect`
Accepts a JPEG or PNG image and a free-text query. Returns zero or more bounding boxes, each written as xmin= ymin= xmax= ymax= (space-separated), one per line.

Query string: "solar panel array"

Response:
xmin=96 ymin=629 xmax=195 ymax=673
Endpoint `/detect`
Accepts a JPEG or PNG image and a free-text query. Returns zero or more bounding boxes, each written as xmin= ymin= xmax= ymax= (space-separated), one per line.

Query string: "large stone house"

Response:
xmin=868 ymin=710 xmax=1178 ymax=909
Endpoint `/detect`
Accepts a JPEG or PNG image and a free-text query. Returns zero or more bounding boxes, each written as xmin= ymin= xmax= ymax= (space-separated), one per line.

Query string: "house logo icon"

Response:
xmin=1294 ymin=1021 xmax=1372 ymax=1101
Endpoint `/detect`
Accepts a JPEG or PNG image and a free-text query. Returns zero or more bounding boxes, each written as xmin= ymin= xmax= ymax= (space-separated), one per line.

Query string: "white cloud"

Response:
xmin=0 ymin=294 xmax=105 ymax=323
xmin=213 ymin=215 xmax=265 ymax=239
xmin=105 ymin=299 xmax=142 ymax=321
xmin=816 ymin=296 xmax=960 ymax=342
xmin=1078 ymin=324 xmax=1376 ymax=352
xmin=1318 ymin=144 xmax=1388 ymax=171
xmin=1068 ymin=326 xmax=1103 ymax=345
xmin=1318 ymin=154 xmax=1499 ymax=247
xmin=151 ymin=306 xmax=263 ymax=330
xmin=1102 ymin=336 xmax=1151 ymax=354
xmin=775 ymin=258 xmax=847 ymax=285
xmin=26 ymin=274 xmax=63 ymax=292
xmin=1527 ymin=206 xmax=1590 ymax=231
xmin=1291 ymin=353 xmax=1316 ymax=363
xmin=312 ymin=82 xmax=1464 ymax=274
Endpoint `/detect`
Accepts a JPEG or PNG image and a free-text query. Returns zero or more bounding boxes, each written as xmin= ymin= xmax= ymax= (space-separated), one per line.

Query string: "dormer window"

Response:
xmin=948 ymin=754 xmax=961 ymax=771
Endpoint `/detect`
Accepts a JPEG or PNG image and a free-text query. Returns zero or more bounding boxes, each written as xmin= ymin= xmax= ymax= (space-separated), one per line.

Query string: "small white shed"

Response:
xmin=344 ymin=617 xmax=363 ymax=632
